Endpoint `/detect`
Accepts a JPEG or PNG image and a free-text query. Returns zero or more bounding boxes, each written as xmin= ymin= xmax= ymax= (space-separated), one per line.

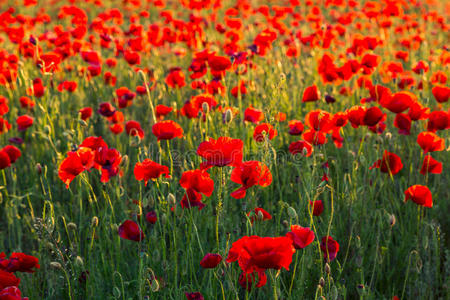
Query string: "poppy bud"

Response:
xmin=91 ymin=216 xmax=99 ymax=227
xmin=167 ymin=193 xmax=176 ymax=206
xmin=67 ymin=222 xmax=77 ymax=231
xmin=29 ymin=35 xmax=36 ymax=45
xmin=75 ymin=256 xmax=84 ymax=268
xmin=36 ymin=163 xmax=42 ymax=174
xmin=319 ymin=277 xmax=325 ymax=287
xmin=202 ymin=102 xmax=209 ymax=114
xmin=50 ymin=262 xmax=62 ymax=270
xmin=161 ymin=213 xmax=167 ymax=225
xmin=256 ymin=210 xmax=264 ymax=221
xmin=224 ymin=109 xmax=233 ymax=124
xmin=287 ymin=206 xmax=297 ymax=219
xmin=120 ymin=155 xmax=128 ymax=168
xmin=78 ymin=119 xmax=88 ymax=127
xmin=325 ymin=263 xmax=331 ymax=274
xmin=389 ymin=214 xmax=396 ymax=227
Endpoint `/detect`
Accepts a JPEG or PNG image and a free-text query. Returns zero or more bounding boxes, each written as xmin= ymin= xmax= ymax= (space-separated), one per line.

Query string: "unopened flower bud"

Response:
xmin=91 ymin=216 xmax=99 ymax=227
xmin=389 ymin=214 xmax=396 ymax=227
xmin=319 ymin=277 xmax=325 ymax=287
xmin=202 ymin=102 xmax=209 ymax=114
xmin=50 ymin=262 xmax=62 ymax=270
xmin=75 ymin=256 xmax=84 ymax=268
xmin=224 ymin=109 xmax=233 ymax=124
xmin=36 ymin=163 xmax=42 ymax=175
xmin=67 ymin=222 xmax=77 ymax=231
xmin=287 ymin=206 xmax=297 ymax=219
xmin=325 ymin=263 xmax=331 ymax=274
xmin=167 ymin=193 xmax=176 ymax=206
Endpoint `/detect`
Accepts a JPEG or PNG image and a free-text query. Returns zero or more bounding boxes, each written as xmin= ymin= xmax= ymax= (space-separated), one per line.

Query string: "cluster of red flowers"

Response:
xmin=58 ymin=136 xmax=122 ymax=188
xmin=0 ymin=252 xmax=39 ymax=299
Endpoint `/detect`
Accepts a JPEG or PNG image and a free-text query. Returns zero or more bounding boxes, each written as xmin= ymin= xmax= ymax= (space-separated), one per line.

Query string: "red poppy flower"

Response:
xmin=274 ymin=112 xmax=286 ymax=122
xmin=427 ymin=111 xmax=449 ymax=132
xmin=238 ymin=270 xmax=267 ymax=291
xmin=247 ymin=207 xmax=272 ymax=223
xmin=309 ymin=200 xmax=324 ymax=216
xmin=320 ymin=236 xmax=339 ymax=262
xmin=432 ymin=86 xmax=449 ymax=103
xmin=420 ymin=155 xmax=442 ymax=175
xmin=2 ymin=146 xmax=21 ymax=163
xmin=288 ymin=120 xmax=304 ymax=135
xmin=0 ymin=270 xmax=20 ymax=290
xmin=208 ymin=55 xmax=231 ymax=78
xmin=0 ymin=286 xmax=24 ymax=299
xmin=286 ymin=225 xmax=315 ymax=249
xmin=305 ymin=109 xmax=333 ymax=132
xmin=125 ymin=120 xmax=145 ymax=139
xmin=417 ymin=132 xmax=445 ymax=153
xmin=0 ymin=118 xmax=12 ymax=134
xmin=197 ymin=137 xmax=243 ymax=168
xmin=244 ymin=106 xmax=264 ymax=124
xmin=79 ymin=107 xmax=93 ymax=121
xmin=16 ymin=115 xmax=33 ymax=131
xmin=408 ymin=101 xmax=429 ymax=121
xmin=58 ymin=148 xmax=95 ymax=188
xmin=370 ymin=150 xmax=403 ymax=176
xmin=302 ymin=85 xmax=321 ymax=102
xmin=185 ymin=292 xmax=204 ymax=300
xmin=134 ymin=159 xmax=170 ymax=186
xmin=289 ymin=140 xmax=313 ymax=157
xmin=118 ymin=220 xmax=144 ymax=242
xmin=0 ymin=150 xmax=11 ymax=170
xmin=98 ymin=102 xmax=116 ymax=117
xmin=394 ymin=113 xmax=411 ymax=135
xmin=0 ymin=252 xmax=40 ymax=273
xmin=226 ymin=236 xmax=295 ymax=273
xmin=404 ymin=185 xmax=432 ymax=208
xmin=155 ymin=104 xmax=173 ymax=119
xmin=165 ymin=67 xmax=186 ymax=89
xmin=94 ymin=147 xmax=122 ymax=183
xmin=0 ymin=96 xmax=9 ymax=116
xmin=380 ymin=91 xmax=414 ymax=113
xmin=200 ymin=253 xmax=222 ymax=269
xmin=145 ymin=211 xmax=157 ymax=224
xmin=230 ymin=161 xmax=272 ymax=199
xmin=253 ymin=123 xmax=277 ymax=142
xmin=363 ymin=106 xmax=385 ymax=127
xmin=179 ymin=169 xmax=214 ymax=197
xmin=152 ymin=120 xmax=183 ymax=141
xmin=124 ymin=50 xmax=140 ymax=65
xmin=115 ymin=87 xmax=136 ymax=108
xmin=180 ymin=188 xmax=205 ymax=210
xmin=347 ymin=106 xmax=367 ymax=128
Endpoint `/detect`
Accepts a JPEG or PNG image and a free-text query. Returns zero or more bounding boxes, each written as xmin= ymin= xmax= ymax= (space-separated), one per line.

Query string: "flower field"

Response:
xmin=0 ymin=0 xmax=449 ymax=299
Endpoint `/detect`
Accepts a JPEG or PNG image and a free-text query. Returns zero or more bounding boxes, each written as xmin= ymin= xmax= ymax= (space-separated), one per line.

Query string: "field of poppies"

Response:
xmin=0 ymin=0 xmax=449 ymax=299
